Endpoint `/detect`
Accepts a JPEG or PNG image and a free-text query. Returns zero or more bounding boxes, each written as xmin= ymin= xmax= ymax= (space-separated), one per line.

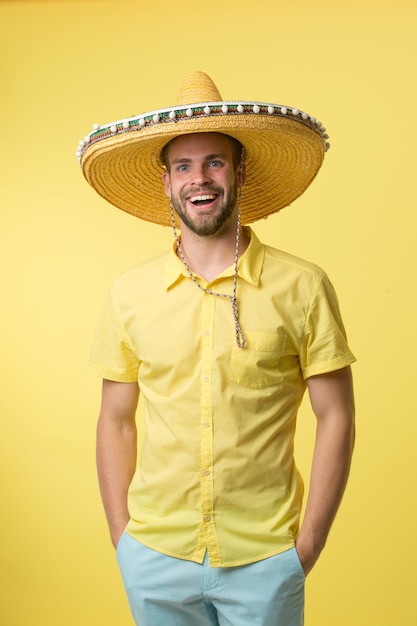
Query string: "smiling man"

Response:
xmin=162 ymin=133 xmax=249 ymax=286
xmin=162 ymin=132 xmax=243 ymax=238
xmin=78 ymin=72 xmax=356 ymax=626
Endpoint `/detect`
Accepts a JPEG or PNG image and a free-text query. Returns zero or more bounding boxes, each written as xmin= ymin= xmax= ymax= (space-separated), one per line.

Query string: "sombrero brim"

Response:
xmin=79 ymin=101 xmax=329 ymax=226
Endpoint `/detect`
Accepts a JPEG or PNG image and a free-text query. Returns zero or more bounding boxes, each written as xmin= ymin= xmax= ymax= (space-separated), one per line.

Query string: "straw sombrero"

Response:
xmin=77 ymin=71 xmax=330 ymax=226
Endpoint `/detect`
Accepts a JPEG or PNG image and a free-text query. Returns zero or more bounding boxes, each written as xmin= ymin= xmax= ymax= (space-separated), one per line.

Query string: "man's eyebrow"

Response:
xmin=170 ymin=157 xmax=192 ymax=165
xmin=205 ymin=153 xmax=227 ymax=161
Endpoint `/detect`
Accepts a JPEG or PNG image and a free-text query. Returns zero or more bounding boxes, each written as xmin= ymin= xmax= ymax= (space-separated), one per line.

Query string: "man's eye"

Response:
xmin=177 ymin=164 xmax=189 ymax=172
xmin=209 ymin=160 xmax=222 ymax=168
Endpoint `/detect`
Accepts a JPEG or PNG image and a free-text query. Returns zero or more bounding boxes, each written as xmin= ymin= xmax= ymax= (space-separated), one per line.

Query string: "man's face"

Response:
xmin=162 ymin=133 xmax=243 ymax=237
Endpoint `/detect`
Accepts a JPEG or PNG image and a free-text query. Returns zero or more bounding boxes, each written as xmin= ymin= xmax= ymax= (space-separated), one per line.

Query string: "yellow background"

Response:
xmin=1 ymin=0 xmax=416 ymax=624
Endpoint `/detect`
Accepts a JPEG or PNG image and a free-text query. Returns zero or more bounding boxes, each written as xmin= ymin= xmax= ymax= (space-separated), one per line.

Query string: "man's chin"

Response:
xmin=173 ymin=200 xmax=236 ymax=237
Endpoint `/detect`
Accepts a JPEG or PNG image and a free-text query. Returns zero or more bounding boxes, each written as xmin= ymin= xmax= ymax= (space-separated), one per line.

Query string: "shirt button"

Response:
xmin=203 ymin=376 xmax=209 ymax=383
xmin=203 ymin=421 xmax=210 ymax=428
xmin=204 ymin=470 xmax=210 ymax=476
xmin=205 ymin=330 xmax=211 ymax=336
xmin=204 ymin=514 xmax=211 ymax=522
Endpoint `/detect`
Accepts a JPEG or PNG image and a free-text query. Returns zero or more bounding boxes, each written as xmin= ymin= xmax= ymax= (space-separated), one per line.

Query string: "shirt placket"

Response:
xmin=198 ymin=291 xmax=222 ymax=564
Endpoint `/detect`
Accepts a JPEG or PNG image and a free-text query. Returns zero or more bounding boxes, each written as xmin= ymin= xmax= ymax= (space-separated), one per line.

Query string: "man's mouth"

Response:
xmin=188 ymin=194 xmax=217 ymax=207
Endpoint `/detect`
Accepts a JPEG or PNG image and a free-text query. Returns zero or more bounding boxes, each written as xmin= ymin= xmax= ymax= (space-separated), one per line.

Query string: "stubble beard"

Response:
xmin=171 ymin=184 xmax=238 ymax=237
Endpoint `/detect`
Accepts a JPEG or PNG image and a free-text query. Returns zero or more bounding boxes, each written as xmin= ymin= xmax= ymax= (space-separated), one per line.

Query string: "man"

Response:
xmin=78 ymin=71 xmax=356 ymax=625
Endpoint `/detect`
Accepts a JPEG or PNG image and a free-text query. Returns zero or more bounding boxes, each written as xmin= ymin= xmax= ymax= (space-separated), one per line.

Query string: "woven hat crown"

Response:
xmin=175 ymin=71 xmax=223 ymax=105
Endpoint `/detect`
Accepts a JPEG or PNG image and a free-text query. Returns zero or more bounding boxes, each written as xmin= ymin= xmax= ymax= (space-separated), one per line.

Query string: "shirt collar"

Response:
xmin=164 ymin=227 xmax=264 ymax=290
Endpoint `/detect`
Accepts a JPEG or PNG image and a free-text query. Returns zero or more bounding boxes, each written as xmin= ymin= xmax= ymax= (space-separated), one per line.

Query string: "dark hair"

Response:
xmin=161 ymin=133 xmax=244 ymax=171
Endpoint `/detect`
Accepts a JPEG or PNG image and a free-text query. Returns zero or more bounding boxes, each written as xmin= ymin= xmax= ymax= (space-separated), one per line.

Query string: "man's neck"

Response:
xmin=177 ymin=226 xmax=250 ymax=283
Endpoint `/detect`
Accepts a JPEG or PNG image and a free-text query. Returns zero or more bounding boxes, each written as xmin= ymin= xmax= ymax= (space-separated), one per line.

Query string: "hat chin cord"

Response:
xmin=169 ymin=169 xmax=246 ymax=349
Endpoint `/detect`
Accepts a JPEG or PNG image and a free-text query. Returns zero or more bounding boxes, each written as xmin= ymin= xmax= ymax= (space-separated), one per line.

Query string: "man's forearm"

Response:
xmin=296 ymin=367 xmax=355 ymax=575
xmin=96 ymin=416 xmax=137 ymax=547
xmin=296 ymin=413 xmax=355 ymax=574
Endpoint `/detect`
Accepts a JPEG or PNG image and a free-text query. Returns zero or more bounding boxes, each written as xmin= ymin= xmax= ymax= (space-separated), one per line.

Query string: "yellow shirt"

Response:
xmin=89 ymin=228 xmax=356 ymax=567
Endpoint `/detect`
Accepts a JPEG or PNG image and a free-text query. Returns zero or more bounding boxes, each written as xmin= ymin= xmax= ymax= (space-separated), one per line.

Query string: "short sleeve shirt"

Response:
xmin=89 ymin=228 xmax=356 ymax=566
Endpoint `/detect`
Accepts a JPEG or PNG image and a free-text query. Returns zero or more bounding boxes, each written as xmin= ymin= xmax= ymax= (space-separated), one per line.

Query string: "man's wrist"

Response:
xmin=295 ymin=530 xmax=325 ymax=575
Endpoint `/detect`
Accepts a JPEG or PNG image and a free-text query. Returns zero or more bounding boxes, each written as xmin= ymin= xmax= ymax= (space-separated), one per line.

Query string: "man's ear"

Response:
xmin=162 ymin=171 xmax=171 ymax=198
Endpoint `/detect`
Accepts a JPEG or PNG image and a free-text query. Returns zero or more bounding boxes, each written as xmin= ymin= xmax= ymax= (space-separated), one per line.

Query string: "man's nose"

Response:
xmin=192 ymin=164 xmax=211 ymax=185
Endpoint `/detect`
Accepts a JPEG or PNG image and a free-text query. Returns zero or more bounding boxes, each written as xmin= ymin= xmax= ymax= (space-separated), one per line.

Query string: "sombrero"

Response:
xmin=77 ymin=71 xmax=330 ymax=226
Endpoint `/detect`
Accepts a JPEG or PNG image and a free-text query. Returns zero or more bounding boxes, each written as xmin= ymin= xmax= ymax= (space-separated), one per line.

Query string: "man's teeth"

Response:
xmin=190 ymin=194 xmax=216 ymax=203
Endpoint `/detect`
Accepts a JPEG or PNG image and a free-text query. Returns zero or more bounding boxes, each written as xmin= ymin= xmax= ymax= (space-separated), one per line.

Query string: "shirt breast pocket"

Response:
xmin=230 ymin=330 xmax=288 ymax=389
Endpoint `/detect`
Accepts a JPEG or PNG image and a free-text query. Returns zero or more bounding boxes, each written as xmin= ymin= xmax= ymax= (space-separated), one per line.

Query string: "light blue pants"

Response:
xmin=116 ymin=532 xmax=305 ymax=626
